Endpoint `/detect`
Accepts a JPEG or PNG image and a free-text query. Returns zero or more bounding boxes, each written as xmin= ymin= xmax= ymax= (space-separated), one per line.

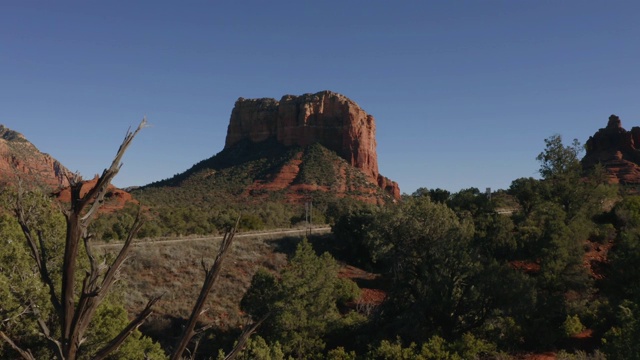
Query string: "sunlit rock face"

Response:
xmin=225 ymin=90 xmax=399 ymax=198
xmin=582 ymin=115 xmax=640 ymax=185
xmin=0 ymin=124 xmax=72 ymax=189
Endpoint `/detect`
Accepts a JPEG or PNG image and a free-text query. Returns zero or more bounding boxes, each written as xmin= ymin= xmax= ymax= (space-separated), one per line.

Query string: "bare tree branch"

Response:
xmin=0 ymin=331 xmax=35 ymax=360
xmin=78 ymin=117 xmax=147 ymax=224
xmin=224 ymin=313 xmax=270 ymax=360
xmin=36 ymin=230 xmax=61 ymax=311
xmin=92 ymin=295 xmax=161 ymax=360
xmin=34 ymin=312 xmax=64 ymax=360
xmin=69 ymin=209 xmax=145 ymax=356
xmin=171 ymin=217 xmax=240 ymax=360
xmin=13 ymin=188 xmax=62 ymax=315
xmin=100 ymin=210 xmax=144 ymax=290
xmin=1 ymin=306 xmax=30 ymax=324
xmin=22 ymin=117 xmax=148 ymax=360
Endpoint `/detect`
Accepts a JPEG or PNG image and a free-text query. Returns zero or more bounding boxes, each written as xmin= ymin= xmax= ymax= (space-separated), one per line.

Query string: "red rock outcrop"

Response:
xmin=55 ymin=176 xmax=136 ymax=212
xmin=377 ymin=175 xmax=401 ymax=199
xmin=225 ymin=91 xmax=399 ymax=198
xmin=582 ymin=115 xmax=640 ymax=184
xmin=1 ymin=125 xmax=135 ymax=212
xmin=0 ymin=125 xmax=72 ymax=190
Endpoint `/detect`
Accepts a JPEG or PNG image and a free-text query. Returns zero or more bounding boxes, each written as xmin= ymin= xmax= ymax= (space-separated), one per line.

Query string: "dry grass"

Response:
xmin=109 ymin=232 xmax=295 ymax=331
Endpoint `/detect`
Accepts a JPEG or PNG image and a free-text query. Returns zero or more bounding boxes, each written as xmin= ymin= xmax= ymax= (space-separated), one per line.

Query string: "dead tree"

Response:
xmin=222 ymin=313 xmax=269 ymax=360
xmin=3 ymin=119 xmax=266 ymax=359
xmin=3 ymin=119 xmax=156 ymax=360
xmin=171 ymin=219 xmax=239 ymax=360
xmin=169 ymin=217 xmax=268 ymax=360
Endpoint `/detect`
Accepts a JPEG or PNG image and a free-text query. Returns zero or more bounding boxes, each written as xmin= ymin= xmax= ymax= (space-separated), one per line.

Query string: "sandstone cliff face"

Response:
xmin=225 ymin=91 xmax=399 ymax=198
xmin=582 ymin=115 xmax=640 ymax=184
xmin=0 ymin=125 xmax=72 ymax=189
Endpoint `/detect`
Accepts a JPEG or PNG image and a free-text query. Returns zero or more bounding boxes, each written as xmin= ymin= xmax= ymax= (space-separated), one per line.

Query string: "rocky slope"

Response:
xmin=582 ymin=115 xmax=640 ymax=184
xmin=140 ymin=91 xmax=400 ymax=206
xmin=1 ymin=124 xmax=136 ymax=213
xmin=225 ymin=90 xmax=399 ymax=198
xmin=0 ymin=124 xmax=72 ymax=190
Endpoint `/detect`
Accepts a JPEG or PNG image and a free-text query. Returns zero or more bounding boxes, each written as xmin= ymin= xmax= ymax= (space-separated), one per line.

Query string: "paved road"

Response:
xmin=95 ymin=226 xmax=332 ymax=249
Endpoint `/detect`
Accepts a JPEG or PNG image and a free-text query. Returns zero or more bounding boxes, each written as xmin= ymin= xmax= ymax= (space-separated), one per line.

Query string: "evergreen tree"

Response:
xmin=241 ymin=239 xmax=360 ymax=359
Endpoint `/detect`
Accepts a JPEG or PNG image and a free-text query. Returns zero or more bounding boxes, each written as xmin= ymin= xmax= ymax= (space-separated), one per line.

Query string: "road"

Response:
xmin=95 ymin=226 xmax=332 ymax=249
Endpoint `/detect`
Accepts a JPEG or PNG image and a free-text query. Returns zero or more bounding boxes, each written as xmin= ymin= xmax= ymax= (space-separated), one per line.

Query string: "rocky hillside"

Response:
xmin=582 ymin=115 xmax=640 ymax=184
xmin=0 ymin=124 xmax=72 ymax=190
xmin=139 ymin=91 xmax=400 ymax=205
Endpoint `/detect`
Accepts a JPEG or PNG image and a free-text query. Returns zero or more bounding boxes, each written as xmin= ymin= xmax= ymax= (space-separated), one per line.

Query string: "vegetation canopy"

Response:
xmin=3 ymin=126 xmax=640 ymax=359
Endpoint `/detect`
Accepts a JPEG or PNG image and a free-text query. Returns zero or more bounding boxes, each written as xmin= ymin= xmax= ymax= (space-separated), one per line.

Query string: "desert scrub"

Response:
xmin=297 ymin=143 xmax=338 ymax=187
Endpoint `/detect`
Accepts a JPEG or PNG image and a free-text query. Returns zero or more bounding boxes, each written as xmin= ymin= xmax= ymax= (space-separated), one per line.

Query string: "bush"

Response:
xmin=241 ymin=239 xmax=360 ymax=358
xmin=562 ymin=315 xmax=586 ymax=337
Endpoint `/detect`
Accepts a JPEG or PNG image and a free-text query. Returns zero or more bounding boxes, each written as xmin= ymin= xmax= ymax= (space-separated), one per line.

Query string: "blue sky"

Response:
xmin=1 ymin=1 xmax=639 ymax=194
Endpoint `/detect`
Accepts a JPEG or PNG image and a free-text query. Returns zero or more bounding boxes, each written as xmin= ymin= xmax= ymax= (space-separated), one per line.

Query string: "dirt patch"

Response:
xmin=510 ymin=260 xmax=541 ymax=274
xmin=583 ymin=239 xmax=613 ymax=280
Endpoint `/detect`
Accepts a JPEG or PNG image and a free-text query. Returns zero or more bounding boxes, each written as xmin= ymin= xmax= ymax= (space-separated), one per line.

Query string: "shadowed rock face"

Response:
xmin=0 ymin=124 xmax=72 ymax=190
xmin=225 ymin=91 xmax=399 ymax=198
xmin=582 ymin=115 xmax=640 ymax=185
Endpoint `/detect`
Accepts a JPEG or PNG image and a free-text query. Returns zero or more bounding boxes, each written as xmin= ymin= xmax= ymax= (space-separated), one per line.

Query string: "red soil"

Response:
xmin=339 ymin=265 xmax=387 ymax=306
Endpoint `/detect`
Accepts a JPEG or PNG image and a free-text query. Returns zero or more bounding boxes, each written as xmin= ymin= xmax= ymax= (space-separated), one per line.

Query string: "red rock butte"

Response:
xmin=224 ymin=90 xmax=400 ymax=198
xmin=582 ymin=114 xmax=640 ymax=185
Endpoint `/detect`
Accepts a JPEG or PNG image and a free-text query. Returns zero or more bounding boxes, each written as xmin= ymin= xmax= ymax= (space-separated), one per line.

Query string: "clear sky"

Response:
xmin=1 ymin=1 xmax=639 ymax=194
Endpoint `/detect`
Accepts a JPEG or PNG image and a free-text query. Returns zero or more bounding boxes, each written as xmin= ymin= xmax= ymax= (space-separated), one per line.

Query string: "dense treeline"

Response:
xmin=88 ymin=195 xmax=366 ymax=241
xmin=89 ymin=201 xmax=304 ymax=240
xmin=321 ymin=135 xmax=638 ymax=359
xmin=3 ymin=134 xmax=640 ymax=358
xmin=219 ymin=135 xmax=638 ymax=359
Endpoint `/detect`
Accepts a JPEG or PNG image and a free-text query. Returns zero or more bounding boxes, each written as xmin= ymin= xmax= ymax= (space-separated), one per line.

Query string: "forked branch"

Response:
xmin=13 ymin=189 xmax=62 ymax=314
xmin=224 ymin=313 xmax=270 ymax=360
xmin=0 ymin=331 xmax=36 ymax=360
xmin=92 ymin=295 xmax=161 ymax=360
xmin=171 ymin=218 xmax=240 ymax=360
xmin=10 ymin=118 xmax=149 ymax=360
xmin=77 ymin=117 xmax=147 ymax=223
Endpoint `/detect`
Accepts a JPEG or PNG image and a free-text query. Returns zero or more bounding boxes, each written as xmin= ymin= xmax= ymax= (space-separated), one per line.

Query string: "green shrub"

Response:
xmin=562 ymin=314 xmax=586 ymax=337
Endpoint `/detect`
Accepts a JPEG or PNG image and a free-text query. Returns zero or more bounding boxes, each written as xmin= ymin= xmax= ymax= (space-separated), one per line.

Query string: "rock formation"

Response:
xmin=55 ymin=175 xmax=135 ymax=212
xmin=225 ymin=91 xmax=400 ymax=198
xmin=0 ymin=124 xmax=72 ymax=190
xmin=582 ymin=115 xmax=640 ymax=184
xmin=1 ymin=125 xmax=135 ymax=212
